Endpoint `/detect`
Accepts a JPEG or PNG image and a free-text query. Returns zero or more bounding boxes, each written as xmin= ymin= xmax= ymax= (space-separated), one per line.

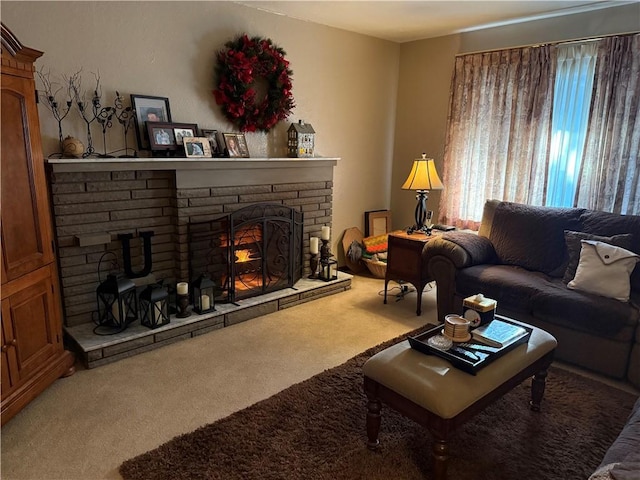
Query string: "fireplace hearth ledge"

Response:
xmin=64 ymin=272 xmax=352 ymax=369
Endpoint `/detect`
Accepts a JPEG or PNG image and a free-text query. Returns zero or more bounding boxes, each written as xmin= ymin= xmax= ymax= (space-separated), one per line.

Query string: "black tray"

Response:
xmin=408 ymin=316 xmax=532 ymax=375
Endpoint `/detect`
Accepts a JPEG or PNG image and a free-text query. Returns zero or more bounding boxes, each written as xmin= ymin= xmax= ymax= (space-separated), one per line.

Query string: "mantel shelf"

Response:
xmin=46 ymin=156 xmax=339 ymax=173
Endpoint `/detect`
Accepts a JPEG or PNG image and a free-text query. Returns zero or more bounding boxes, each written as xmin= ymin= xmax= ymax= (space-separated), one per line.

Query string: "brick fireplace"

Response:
xmin=46 ymin=157 xmax=349 ymax=367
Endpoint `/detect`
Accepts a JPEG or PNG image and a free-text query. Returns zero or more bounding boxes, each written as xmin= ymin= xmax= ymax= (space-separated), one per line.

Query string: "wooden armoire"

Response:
xmin=1 ymin=23 xmax=75 ymax=426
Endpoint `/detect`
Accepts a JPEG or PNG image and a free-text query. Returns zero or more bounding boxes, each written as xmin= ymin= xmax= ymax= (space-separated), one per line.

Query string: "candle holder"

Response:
xmin=309 ymin=252 xmax=319 ymax=279
xmin=176 ymin=293 xmax=191 ymax=318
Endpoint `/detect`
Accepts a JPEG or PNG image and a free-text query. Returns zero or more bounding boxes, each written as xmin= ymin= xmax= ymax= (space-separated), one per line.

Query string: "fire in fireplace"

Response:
xmin=189 ymin=203 xmax=303 ymax=303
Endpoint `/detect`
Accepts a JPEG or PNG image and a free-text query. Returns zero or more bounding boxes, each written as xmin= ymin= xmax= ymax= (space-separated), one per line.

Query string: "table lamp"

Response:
xmin=402 ymin=153 xmax=444 ymax=234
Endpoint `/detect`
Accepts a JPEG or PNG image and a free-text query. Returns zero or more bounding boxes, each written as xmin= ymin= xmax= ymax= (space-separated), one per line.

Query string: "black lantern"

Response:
xmin=319 ymin=257 xmax=338 ymax=282
xmin=139 ymin=283 xmax=170 ymax=329
xmin=96 ymin=273 xmax=138 ymax=331
xmin=193 ymin=274 xmax=216 ymax=314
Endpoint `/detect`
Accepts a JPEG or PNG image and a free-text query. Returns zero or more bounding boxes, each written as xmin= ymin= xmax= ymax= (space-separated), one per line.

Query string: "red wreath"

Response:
xmin=213 ymin=34 xmax=295 ymax=133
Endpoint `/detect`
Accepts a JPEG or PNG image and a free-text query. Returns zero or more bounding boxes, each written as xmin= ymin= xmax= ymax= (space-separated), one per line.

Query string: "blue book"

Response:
xmin=472 ymin=319 xmax=528 ymax=348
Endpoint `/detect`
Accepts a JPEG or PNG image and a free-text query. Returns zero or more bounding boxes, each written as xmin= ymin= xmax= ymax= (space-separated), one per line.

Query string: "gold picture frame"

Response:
xmin=183 ymin=137 xmax=212 ymax=158
xmin=365 ymin=210 xmax=392 ymax=237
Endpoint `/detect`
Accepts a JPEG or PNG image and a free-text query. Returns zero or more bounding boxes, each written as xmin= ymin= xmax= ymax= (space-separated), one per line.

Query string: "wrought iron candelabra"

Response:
xmin=36 ymin=69 xmax=73 ymax=153
xmin=114 ymin=91 xmax=137 ymax=157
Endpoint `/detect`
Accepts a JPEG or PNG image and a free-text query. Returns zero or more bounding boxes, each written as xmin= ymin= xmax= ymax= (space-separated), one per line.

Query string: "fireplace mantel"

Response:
xmin=47 ymin=157 xmax=339 ymax=188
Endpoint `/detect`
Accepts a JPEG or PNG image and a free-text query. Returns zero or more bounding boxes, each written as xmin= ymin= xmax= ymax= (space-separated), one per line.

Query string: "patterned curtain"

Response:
xmin=440 ymin=46 xmax=555 ymax=229
xmin=575 ymin=34 xmax=640 ymax=215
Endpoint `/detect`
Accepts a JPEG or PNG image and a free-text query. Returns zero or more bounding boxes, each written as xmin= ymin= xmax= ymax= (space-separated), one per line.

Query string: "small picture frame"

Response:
xmin=236 ymin=133 xmax=250 ymax=158
xmin=201 ymin=129 xmax=220 ymax=156
xmin=223 ymin=133 xmax=242 ymax=158
xmin=172 ymin=123 xmax=198 ymax=146
xmin=183 ymin=137 xmax=212 ymax=158
xmin=131 ymin=94 xmax=172 ymax=150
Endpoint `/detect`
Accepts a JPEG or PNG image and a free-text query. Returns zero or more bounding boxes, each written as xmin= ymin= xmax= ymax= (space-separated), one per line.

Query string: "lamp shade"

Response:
xmin=401 ymin=153 xmax=444 ymax=191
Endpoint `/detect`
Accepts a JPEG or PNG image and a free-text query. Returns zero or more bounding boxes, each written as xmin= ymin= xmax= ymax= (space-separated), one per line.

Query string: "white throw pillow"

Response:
xmin=568 ymin=240 xmax=639 ymax=302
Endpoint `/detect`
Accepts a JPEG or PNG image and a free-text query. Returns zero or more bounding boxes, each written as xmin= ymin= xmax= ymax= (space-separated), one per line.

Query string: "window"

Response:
xmin=441 ymin=34 xmax=639 ymax=227
xmin=546 ymin=43 xmax=597 ymax=207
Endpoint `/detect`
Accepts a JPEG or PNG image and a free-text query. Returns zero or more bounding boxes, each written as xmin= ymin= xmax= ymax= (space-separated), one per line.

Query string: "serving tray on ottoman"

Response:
xmin=408 ymin=315 xmax=532 ymax=375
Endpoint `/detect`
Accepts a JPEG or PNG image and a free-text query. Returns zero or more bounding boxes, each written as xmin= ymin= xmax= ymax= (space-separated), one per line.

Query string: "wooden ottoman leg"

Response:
xmin=366 ymin=396 xmax=382 ymax=450
xmin=432 ymin=437 xmax=449 ymax=480
xmin=530 ymin=368 xmax=548 ymax=412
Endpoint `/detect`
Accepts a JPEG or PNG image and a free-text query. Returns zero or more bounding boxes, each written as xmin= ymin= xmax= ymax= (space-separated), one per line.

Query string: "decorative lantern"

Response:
xmin=193 ymin=273 xmax=216 ymax=314
xmin=96 ymin=273 xmax=138 ymax=332
xmin=139 ymin=283 xmax=170 ymax=329
xmin=319 ymin=256 xmax=338 ymax=282
xmin=287 ymin=119 xmax=315 ymax=158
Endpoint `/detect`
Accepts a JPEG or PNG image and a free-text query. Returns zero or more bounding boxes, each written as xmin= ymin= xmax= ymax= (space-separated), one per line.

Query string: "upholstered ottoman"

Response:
xmin=363 ymin=321 xmax=557 ymax=479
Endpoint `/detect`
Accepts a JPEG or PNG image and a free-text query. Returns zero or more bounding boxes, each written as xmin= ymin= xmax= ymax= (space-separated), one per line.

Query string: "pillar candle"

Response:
xmin=201 ymin=295 xmax=210 ymax=311
xmin=310 ymin=237 xmax=319 ymax=254
xmin=176 ymin=282 xmax=189 ymax=295
xmin=321 ymin=226 xmax=330 ymax=240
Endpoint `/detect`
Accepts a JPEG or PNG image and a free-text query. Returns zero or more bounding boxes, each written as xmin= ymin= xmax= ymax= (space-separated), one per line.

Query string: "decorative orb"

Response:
xmin=62 ymin=136 xmax=84 ymax=158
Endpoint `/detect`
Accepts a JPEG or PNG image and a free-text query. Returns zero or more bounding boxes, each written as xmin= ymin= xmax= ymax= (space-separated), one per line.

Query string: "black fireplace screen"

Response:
xmin=189 ymin=203 xmax=303 ymax=303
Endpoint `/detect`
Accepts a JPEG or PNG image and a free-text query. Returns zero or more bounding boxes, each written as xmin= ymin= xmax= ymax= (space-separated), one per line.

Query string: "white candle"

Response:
xmin=310 ymin=237 xmax=319 ymax=254
xmin=176 ymin=282 xmax=189 ymax=295
xmin=201 ymin=295 xmax=210 ymax=310
xmin=111 ymin=302 xmax=120 ymax=322
xmin=321 ymin=226 xmax=330 ymax=240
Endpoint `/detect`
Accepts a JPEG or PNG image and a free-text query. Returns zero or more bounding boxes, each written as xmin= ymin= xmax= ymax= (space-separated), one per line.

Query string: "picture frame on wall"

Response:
xmin=223 ymin=133 xmax=242 ymax=158
xmin=184 ymin=137 xmax=212 ymax=158
xmin=131 ymin=94 xmax=172 ymax=150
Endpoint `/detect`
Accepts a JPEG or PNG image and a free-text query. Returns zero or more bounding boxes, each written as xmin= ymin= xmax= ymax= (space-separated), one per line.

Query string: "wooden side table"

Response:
xmin=384 ymin=231 xmax=434 ymax=315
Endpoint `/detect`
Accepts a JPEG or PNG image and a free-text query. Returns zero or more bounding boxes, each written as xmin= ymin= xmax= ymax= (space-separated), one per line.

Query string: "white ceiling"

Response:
xmin=235 ymin=1 xmax=635 ymax=43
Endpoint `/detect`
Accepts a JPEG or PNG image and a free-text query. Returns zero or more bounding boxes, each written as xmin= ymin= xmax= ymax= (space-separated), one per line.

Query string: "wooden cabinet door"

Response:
xmin=1 ymin=267 xmax=61 ymax=387
xmin=1 ymin=73 xmax=54 ymax=284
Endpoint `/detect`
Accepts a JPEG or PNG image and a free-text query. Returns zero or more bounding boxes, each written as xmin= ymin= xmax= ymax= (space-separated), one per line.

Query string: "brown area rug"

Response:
xmin=120 ymin=327 xmax=638 ymax=480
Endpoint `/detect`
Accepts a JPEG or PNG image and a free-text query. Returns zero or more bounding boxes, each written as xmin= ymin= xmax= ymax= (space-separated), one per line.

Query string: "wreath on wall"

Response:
xmin=213 ymin=34 xmax=295 ymax=133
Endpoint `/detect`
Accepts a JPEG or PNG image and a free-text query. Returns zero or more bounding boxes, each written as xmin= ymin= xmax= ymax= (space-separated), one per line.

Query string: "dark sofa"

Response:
xmin=589 ymin=396 xmax=640 ymax=480
xmin=424 ymin=200 xmax=640 ymax=387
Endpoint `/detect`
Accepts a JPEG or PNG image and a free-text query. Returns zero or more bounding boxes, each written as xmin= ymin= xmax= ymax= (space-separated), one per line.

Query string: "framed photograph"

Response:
xmin=223 ymin=133 xmax=242 ymax=158
xmin=201 ymin=129 xmax=220 ymax=156
xmin=365 ymin=210 xmax=392 ymax=237
xmin=184 ymin=137 xmax=212 ymax=158
xmin=172 ymin=123 xmax=198 ymax=145
xmin=235 ymin=133 xmax=250 ymax=158
xmin=131 ymin=94 xmax=172 ymax=150
xmin=146 ymin=122 xmax=177 ymax=151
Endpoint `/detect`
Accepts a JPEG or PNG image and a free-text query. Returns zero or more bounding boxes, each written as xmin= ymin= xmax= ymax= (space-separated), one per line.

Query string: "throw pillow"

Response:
xmin=562 ymin=231 xmax=633 ymax=283
xmin=567 ymin=240 xmax=640 ymax=302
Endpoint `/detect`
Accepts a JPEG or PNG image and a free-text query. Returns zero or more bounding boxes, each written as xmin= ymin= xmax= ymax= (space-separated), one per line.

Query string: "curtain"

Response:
xmin=440 ymin=46 xmax=555 ymax=229
xmin=546 ymin=42 xmax=598 ymax=207
xmin=575 ymin=34 xmax=640 ymax=215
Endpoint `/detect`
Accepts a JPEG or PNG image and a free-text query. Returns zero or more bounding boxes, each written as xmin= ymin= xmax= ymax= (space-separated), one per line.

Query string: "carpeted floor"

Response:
xmin=120 ymin=327 xmax=638 ymax=480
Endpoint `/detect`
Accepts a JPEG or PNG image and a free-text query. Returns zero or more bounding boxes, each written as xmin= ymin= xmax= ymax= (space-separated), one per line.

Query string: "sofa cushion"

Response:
xmin=580 ymin=210 xmax=640 ymax=292
xmin=488 ymin=202 xmax=584 ymax=276
xmin=567 ymin=241 xmax=639 ymax=302
xmin=456 ymin=264 xmax=638 ymax=339
xmin=562 ymin=231 xmax=633 ymax=283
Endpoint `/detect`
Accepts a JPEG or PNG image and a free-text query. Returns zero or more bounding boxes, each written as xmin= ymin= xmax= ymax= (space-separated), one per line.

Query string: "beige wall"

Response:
xmin=3 ymin=2 xmax=638 ymax=256
xmin=393 ymin=3 xmax=639 ymax=231
xmin=1 ymin=1 xmax=400 ymax=263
